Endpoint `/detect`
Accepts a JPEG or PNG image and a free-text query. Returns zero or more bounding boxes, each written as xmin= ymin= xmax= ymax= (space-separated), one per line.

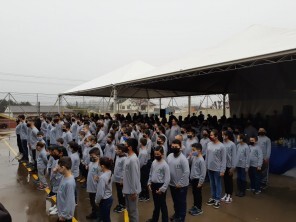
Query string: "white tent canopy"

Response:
xmin=62 ymin=25 xmax=296 ymax=99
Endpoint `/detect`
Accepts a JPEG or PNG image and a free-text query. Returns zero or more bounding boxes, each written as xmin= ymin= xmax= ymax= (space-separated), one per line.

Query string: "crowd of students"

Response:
xmin=14 ymin=111 xmax=271 ymax=222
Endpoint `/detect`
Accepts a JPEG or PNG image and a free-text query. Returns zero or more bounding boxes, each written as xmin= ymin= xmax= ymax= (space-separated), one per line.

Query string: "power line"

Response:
xmin=0 ymin=78 xmax=78 ymax=86
xmin=0 ymin=71 xmax=85 ymax=82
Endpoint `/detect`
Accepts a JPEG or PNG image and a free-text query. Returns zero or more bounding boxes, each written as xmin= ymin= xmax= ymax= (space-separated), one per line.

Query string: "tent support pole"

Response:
xmin=188 ymin=96 xmax=191 ymax=115
xmin=113 ymin=87 xmax=117 ymax=114
xmin=159 ymin=98 xmax=161 ymax=116
xmin=58 ymin=95 xmax=62 ymax=114
xmin=223 ymin=94 xmax=226 ymax=116
xmin=147 ymin=99 xmax=150 ymax=117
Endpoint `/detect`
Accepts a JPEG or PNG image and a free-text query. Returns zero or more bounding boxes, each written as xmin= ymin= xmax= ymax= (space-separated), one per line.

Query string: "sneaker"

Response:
xmin=206 ymin=198 xmax=215 ymax=206
xmin=261 ymin=184 xmax=268 ymax=190
xmin=86 ymin=213 xmax=98 ymax=219
xmin=37 ymin=186 xmax=46 ymax=191
xmin=46 ymin=192 xmax=56 ymax=199
xmin=236 ymin=192 xmax=245 ymax=197
xmin=115 ymin=205 xmax=125 ymax=213
xmin=221 ymin=194 xmax=227 ymax=202
xmin=213 ymin=201 xmax=220 ymax=209
xmin=113 ymin=205 xmax=121 ymax=212
xmin=139 ymin=197 xmax=145 ymax=202
xmin=254 ymin=190 xmax=261 ymax=195
xmin=225 ymin=196 xmax=232 ymax=204
xmin=246 ymin=188 xmax=255 ymax=191
xmin=49 ymin=205 xmax=56 ymax=212
xmin=188 ymin=205 xmax=195 ymax=213
xmin=49 ymin=208 xmax=58 ymax=215
xmin=143 ymin=197 xmax=150 ymax=202
xmin=79 ymin=178 xmax=86 ymax=183
xmin=16 ymin=153 xmax=23 ymax=160
xmin=191 ymin=208 xmax=203 ymax=216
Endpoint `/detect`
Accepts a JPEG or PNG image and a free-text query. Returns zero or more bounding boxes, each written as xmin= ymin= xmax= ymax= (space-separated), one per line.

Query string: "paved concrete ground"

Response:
xmin=0 ymin=135 xmax=295 ymax=222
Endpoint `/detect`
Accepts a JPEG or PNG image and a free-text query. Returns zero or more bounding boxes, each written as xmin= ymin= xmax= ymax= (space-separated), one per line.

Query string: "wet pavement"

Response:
xmin=0 ymin=135 xmax=295 ymax=222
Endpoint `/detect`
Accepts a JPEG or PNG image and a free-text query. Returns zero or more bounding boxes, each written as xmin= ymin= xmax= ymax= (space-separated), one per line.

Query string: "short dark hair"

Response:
xmin=172 ymin=139 xmax=181 ymax=147
xmin=158 ymin=135 xmax=166 ymax=142
xmin=36 ymin=141 xmax=45 ymax=148
xmin=18 ymin=114 xmax=25 ymax=120
xmin=140 ymin=138 xmax=147 ymax=146
xmin=116 ymin=144 xmax=127 ymax=153
xmin=58 ymin=156 xmax=72 ymax=170
xmin=68 ymin=141 xmax=79 ymax=152
xmin=126 ymin=138 xmax=138 ymax=153
xmin=154 ymin=146 xmax=164 ymax=154
xmin=37 ymin=131 xmax=44 ymax=136
xmin=64 ymin=122 xmax=71 ymax=129
xmin=89 ymin=147 xmax=101 ymax=156
xmin=88 ymin=135 xmax=97 ymax=143
xmin=56 ymin=138 xmax=64 ymax=144
xmin=192 ymin=143 xmax=202 ymax=150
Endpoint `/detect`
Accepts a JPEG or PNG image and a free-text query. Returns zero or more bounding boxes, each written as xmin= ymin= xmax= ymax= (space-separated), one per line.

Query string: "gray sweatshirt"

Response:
xmin=97 ymin=130 xmax=106 ymax=147
xmin=57 ymin=175 xmax=76 ymax=220
xmin=235 ymin=143 xmax=250 ymax=168
xmin=70 ymin=122 xmax=78 ymax=141
xmin=138 ymin=147 xmax=149 ymax=168
xmin=167 ymin=153 xmax=190 ymax=187
xmin=95 ymin=171 xmax=113 ymax=204
xmin=87 ymin=161 xmax=102 ymax=193
xmin=113 ymin=155 xmax=127 ymax=183
xmin=46 ymin=123 xmax=52 ymax=140
xmin=15 ymin=124 xmax=21 ymax=135
xmin=122 ymin=153 xmax=141 ymax=194
xmin=70 ymin=152 xmax=80 ymax=178
xmin=206 ymin=142 xmax=227 ymax=173
xmin=148 ymin=159 xmax=170 ymax=192
xmin=37 ymin=148 xmax=48 ymax=169
xmin=223 ymin=140 xmax=237 ymax=168
xmin=104 ymin=143 xmax=116 ymax=160
xmin=40 ymin=121 xmax=48 ymax=136
xmin=189 ymin=156 xmax=206 ymax=185
xmin=20 ymin=122 xmax=28 ymax=140
xmin=50 ymin=126 xmax=57 ymax=145
xmin=257 ymin=136 xmax=271 ymax=160
xmin=249 ymin=144 xmax=263 ymax=168
xmin=62 ymin=131 xmax=72 ymax=149
xmin=47 ymin=156 xmax=54 ymax=170
xmin=51 ymin=160 xmax=64 ymax=193
xmin=200 ymin=137 xmax=210 ymax=156
xmin=29 ymin=127 xmax=39 ymax=149
xmin=184 ymin=138 xmax=199 ymax=157
xmin=168 ymin=125 xmax=181 ymax=144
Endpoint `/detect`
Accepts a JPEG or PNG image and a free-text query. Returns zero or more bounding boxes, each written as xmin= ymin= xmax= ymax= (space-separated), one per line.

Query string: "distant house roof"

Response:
xmin=5 ymin=106 xmax=73 ymax=114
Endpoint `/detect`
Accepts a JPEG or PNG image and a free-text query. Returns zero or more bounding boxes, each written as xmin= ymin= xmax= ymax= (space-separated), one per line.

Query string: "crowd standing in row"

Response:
xmin=14 ymin=111 xmax=271 ymax=222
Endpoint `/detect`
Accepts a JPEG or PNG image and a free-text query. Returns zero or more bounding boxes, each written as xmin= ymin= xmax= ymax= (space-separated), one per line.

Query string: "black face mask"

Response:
xmin=156 ymin=132 xmax=160 ymax=135
xmin=53 ymin=155 xmax=59 ymax=160
xmin=171 ymin=147 xmax=180 ymax=155
xmin=187 ymin=135 xmax=193 ymax=139
xmin=181 ymin=131 xmax=185 ymax=134
xmin=203 ymin=134 xmax=208 ymax=138
xmin=249 ymin=142 xmax=255 ymax=146
xmin=107 ymin=140 xmax=112 ymax=145
xmin=26 ymin=123 xmax=31 ymax=128
xmin=234 ymin=131 xmax=239 ymax=135
xmin=155 ymin=155 xmax=162 ymax=161
xmin=62 ymin=129 xmax=67 ymax=132
xmin=90 ymin=157 xmax=96 ymax=162
xmin=157 ymin=141 xmax=162 ymax=145
xmin=258 ymin=132 xmax=265 ymax=136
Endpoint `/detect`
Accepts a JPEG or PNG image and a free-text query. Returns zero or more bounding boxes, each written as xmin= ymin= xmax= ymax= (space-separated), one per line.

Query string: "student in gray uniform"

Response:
xmin=48 ymin=147 xmax=68 ymax=215
xmin=146 ymin=146 xmax=170 ymax=222
xmin=27 ymin=118 xmax=39 ymax=170
xmin=86 ymin=148 xmax=102 ymax=220
xmin=167 ymin=139 xmax=190 ymax=222
xmin=36 ymin=142 xmax=48 ymax=190
xmin=235 ymin=134 xmax=250 ymax=197
xmin=46 ymin=146 xmax=55 ymax=198
xmin=70 ymin=117 xmax=78 ymax=142
xmin=206 ymin=129 xmax=226 ymax=209
xmin=122 ymin=138 xmax=141 ymax=222
xmin=138 ymin=138 xmax=150 ymax=202
xmin=40 ymin=115 xmax=48 ymax=141
xmin=15 ymin=119 xmax=24 ymax=160
xmin=168 ymin=119 xmax=181 ymax=147
xmin=184 ymin=129 xmax=199 ymax=158
xmin=46 ymin=117 xmax=53 ymax=147
xmin=95 ymin=157 xmax=114 ymax=222
xmin=188 ymin=143 xmax=206 ymax=216
xmin=104 ymin=135 xmax=116 ymax=160
xmin=200 ymin=130 xmax=210 ymax=158
xmin=112 ymin=144 xmax=127 ymax=213
xmin=221 ymin=130 xmax=236 ymax=203
xmin=62 ymin=123 xmax=73 ymax=155
xmin=18 ymin=114 xmax=29 ymax=161
xmin=97 ymin=122 xmax=107 ymax=150
xmin=257 ymin=128 xmax=271 ymax=189
xmin=248 ymin=136 xmax=263 ymax=194
xmin=69 ymin=142 xmax=80 ymax=204
xmin=56 ymin=157 xmax=76 ymax=222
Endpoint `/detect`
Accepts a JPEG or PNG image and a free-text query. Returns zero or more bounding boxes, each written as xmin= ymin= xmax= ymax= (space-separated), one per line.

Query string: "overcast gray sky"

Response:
xmin=0 ymin=0 xmax=295 ymax=103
